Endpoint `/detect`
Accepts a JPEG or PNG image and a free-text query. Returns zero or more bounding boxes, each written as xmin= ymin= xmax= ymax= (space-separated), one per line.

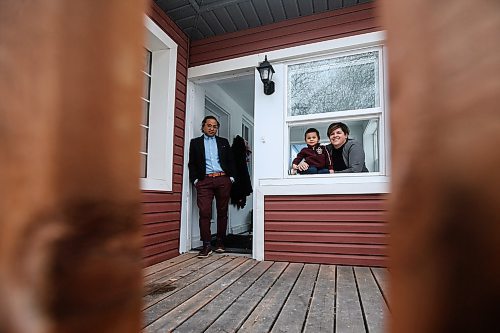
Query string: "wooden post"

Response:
xmin=0 ymin=1 xmax=146 ymax=332
xmin=381 ymin=0 xmax=500 ymax=332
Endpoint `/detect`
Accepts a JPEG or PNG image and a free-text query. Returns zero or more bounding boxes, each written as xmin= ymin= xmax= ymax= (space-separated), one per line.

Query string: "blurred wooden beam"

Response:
xmin=0 ymin=1 xmax=146 ymax=332
xmin=382 ymin=0 xmax=500 ymax=332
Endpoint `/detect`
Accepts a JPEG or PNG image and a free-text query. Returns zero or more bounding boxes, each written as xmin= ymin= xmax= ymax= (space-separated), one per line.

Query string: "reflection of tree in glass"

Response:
xmin=288 ymin=51 xmax=379 ymax=116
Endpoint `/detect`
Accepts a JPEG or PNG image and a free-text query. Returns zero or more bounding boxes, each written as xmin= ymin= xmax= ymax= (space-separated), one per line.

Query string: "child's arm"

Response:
xmin=292 ymin=148 xmax=306 ymax=167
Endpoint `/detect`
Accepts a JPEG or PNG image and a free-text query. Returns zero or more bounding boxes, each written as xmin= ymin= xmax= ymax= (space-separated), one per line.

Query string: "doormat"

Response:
xmin=193 ymin=233 xmax=252 ymax=254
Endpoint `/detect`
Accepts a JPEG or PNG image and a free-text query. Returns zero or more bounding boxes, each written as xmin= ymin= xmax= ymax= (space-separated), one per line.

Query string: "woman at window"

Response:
xmin=297 ymin=122 xmax=368 ymax=173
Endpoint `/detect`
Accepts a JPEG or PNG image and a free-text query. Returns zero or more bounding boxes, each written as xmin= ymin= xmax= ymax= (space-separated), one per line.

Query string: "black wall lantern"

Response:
xmin=256 ymin=55 xmax=275 ymax=95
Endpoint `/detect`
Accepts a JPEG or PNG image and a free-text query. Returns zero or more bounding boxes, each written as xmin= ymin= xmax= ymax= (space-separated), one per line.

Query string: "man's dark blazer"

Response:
xmin=188 ymin=135 xmax=236 ymax=184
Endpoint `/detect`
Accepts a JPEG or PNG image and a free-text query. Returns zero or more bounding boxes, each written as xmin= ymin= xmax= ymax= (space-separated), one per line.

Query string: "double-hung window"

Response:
xmin=141 ymin=16 xmax=177 ymax=191
xmin=286 ymin=47 xmax=385 ymax=175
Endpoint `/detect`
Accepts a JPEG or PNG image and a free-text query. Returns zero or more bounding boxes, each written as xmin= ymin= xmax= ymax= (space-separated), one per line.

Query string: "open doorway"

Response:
xmin=187 ymin=74 xmax=254 ymax=255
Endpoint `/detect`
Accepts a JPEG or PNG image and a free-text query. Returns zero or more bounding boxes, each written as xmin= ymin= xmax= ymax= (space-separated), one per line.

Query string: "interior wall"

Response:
xmin=206 ymin=84 xmax=254 ymax=234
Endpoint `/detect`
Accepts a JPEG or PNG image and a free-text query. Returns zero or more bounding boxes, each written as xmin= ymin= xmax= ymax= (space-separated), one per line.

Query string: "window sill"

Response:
xmin=258 ymin=174 xmax=389 ymax=195
xmin=141 ymin=178 xmax=172 ymax=192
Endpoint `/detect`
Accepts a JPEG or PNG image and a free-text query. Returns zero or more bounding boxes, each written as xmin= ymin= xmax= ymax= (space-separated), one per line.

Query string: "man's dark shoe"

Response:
xmin=214 ymin=241 xmax=225 ymax=253
xmin=197 ymin=246 xmax=212 ymax=258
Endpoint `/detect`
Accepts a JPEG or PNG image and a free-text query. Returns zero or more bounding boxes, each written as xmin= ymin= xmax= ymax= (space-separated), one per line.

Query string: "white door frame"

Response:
xmin=180 ymin=73 xmax=257 ymax=256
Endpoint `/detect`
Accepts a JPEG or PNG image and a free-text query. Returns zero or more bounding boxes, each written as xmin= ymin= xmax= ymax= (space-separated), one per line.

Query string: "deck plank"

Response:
xmin=143 ymin=252 xmax=197 ymax=276
xmin=371 ymin=267 xmax=390 ymax=309
xmin=142 ymin=255 xmax=230 ymax=310
xmin=143 ymin=256 xmax=243 ymax=327
xmin=205 ymin=261 xmax=288 ymax=333
xmin=145 ymin=258 xmax=257 ymax=332
xmin=238 ymin=263 xmax=303 ymax=333
xmin=144 ymin=256 xmax=204 ymax=284
xmin=355 ymin=267 xmax=389 ymax=333
xmin=336 ymin=266 xmax=366 ymax=333
xmin=303 ymin=265 xmax=336 ymax=333
xmin=175 ymin=260 xmax=274 ymax=332
xmin=271 ymin=264 xmax=320 ymax=333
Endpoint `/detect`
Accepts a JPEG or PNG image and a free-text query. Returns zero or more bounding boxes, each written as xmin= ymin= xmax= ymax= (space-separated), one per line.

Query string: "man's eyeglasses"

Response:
xmin=206 ymin=124 xmax=218 ymax=129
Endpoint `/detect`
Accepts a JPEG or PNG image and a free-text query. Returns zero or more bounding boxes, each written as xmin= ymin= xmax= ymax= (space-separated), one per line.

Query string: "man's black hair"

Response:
xmin=201 ymin=115 xmax=220 ymax=131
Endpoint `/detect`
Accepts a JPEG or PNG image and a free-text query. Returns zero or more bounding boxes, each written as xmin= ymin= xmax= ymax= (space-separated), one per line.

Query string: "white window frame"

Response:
xmin=141 ymin=16 xmax=177 ymax=191
xmin=284 ymin=46 xmax=386 ymax=179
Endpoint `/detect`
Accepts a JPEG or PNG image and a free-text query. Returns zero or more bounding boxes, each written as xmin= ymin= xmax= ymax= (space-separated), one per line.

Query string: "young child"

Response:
xmin=292 ymin=128 xmax=334 ymax=174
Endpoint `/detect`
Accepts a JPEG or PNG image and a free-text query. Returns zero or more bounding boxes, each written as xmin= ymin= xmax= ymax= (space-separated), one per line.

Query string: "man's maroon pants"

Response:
xmin=195 ymin=175 xmax=232 ymax=243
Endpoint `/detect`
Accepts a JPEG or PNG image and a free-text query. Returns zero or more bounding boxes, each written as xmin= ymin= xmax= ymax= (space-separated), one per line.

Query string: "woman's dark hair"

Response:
xmin=201 ymin=115 xmax=220 ymax=131
xmin=327 ymin=122 xmax=350 ymax=137
xmin=304 ymin=127 xmax=320 ymax=140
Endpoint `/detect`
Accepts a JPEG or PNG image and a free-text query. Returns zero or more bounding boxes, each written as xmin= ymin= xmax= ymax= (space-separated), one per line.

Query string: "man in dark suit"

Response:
xmin=188 ymin=115 xmax=235 ymax=258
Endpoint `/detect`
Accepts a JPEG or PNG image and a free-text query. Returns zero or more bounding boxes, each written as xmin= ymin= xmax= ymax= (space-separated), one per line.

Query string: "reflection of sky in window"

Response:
xmin=290 ymin=144 xmax=306 ymax=165
xmin=288 ymin=51 xmax=379 ymax=116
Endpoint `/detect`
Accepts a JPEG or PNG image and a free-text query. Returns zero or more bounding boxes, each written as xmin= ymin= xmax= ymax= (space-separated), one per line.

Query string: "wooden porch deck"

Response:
xmin=143 ymin=253 xmax=390 ymax=333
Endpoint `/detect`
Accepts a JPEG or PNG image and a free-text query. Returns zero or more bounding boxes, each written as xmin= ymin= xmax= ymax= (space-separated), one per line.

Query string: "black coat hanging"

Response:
xmin=230 ymin=135 xmax=253 ymax=209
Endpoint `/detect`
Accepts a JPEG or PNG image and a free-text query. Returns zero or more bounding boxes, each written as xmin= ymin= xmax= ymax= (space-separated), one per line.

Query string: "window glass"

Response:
xmin=141 ymin=100 xmax=149 ymax=126
xmin=139 ymin=154 xmax=147 ymax=178
xmin=143 ymin=47 xmax=151 ymax=73
xmin=287 ymin=51 xmax=380 ymax=116
xmin=288 ymin=119 xmax=380 ymax=172
xmin=140 ymin=126 xmax=149 ymax=153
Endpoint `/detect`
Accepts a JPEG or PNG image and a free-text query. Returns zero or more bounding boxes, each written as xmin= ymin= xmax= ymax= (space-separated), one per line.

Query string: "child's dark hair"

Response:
xmin=327 ymin=122 xmax=350 ymax=137
xmin=304 ymin=127 xmax=320 ymax=140
xmin=201 ymin=115 xmax=220 ymax=131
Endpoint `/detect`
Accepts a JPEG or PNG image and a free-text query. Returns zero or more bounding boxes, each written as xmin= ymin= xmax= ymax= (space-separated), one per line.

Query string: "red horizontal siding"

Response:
xmin=266 ymin=199 xmax=385 ymax=211
xmin=266 ymin=252 xmax=386 ymax=267
xmin=142 ymin=222 xmax=179 ymax=235
xmin=264 ymin=194 xmax=388 ymax=267
xmin=142 ymin=202 xmax=181 ymax=214
xmin=143 ymin=240 xmax=178 ymax=258
xmin=143 ymin=249 xmax=180 ymax=268
xmin=141 ymin=2 xmax=189 ymax=267
xmin=266 ymin=231 xmax=387 ymax=245
xmin=265 ymin=221 xmax=387 ymax=233
xmin=265 ymin=242 xmax=387 ymax=256
xmin=142 ymin=211 xmax=179 ymax=225
xmin=265 ymin=210 xmax=386 ymax=222
xmin=189 ymin=2 xmax=380 ymax=67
